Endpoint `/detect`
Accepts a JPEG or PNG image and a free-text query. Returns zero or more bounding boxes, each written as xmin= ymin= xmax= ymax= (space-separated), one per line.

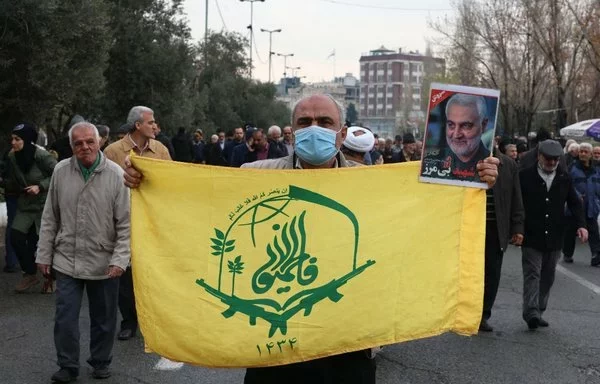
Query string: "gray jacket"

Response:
xmin=36 ymin=154 xmax=131 ymax=279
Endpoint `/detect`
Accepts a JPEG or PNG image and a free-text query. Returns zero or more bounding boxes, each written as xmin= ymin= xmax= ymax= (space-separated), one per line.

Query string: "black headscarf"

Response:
xmin=12 ymin=123 xmax=38 ymax=173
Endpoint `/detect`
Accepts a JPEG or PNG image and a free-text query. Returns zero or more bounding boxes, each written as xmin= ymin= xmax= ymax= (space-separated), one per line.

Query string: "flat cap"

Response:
xmin=538 ymin=140 xmax=562 ymax=158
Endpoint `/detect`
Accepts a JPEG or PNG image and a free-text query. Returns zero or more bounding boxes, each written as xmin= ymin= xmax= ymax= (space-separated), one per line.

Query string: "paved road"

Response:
xmin=1 ymin=243 xmax=599 ymax=384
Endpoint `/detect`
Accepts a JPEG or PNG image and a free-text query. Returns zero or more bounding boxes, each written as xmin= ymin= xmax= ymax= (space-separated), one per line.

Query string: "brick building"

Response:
xmin=359 ymin=46 xmax=445 ymax=137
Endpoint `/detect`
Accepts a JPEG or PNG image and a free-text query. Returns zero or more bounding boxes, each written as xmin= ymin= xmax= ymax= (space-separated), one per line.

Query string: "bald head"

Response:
xmin=291 ymin=94 xmax=345 ymax=130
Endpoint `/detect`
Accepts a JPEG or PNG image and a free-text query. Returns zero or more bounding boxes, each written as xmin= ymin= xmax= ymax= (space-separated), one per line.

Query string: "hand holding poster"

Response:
xmin=420 ymin=83 xmax=500 ymax=189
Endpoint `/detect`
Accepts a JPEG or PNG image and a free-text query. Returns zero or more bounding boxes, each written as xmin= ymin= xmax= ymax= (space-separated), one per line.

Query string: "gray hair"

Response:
xmin=579 ymin=142 xmax=592 ymax=151
xmin=267 ymin=125 xmax=282 ymax=137
xmin=291 ymin=94 xmax=346 ymax=128
xmin=445 ymin=94 xmax=488 ymax=126
xmin=127 ymin=106 xmax=154 ymax=126
xmin=68 ymin=122 xmax=100 ymax=146
xmin=568 ymin=143 xmax=580 ymax=151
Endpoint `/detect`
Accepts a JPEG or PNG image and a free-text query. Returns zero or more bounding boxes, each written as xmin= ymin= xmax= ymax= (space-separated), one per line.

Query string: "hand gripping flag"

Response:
xmin=130 ymin=157 xmax=485 ymax=368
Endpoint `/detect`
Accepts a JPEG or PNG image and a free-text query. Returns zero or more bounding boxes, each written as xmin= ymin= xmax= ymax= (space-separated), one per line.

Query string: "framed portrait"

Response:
xmin=419 ymin=83 xmax=500 ymax=189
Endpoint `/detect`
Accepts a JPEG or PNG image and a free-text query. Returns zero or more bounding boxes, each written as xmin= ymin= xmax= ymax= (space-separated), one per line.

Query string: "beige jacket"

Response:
xmin=104 ymin=135 xmax=171 ymax=169
xmin=36 ymin=154 xmax=131 ymax=279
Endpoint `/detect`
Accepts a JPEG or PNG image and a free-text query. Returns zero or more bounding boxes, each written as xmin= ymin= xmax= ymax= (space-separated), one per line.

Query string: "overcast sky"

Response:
xmin=183 ymin=0 xmax=455 ymax=83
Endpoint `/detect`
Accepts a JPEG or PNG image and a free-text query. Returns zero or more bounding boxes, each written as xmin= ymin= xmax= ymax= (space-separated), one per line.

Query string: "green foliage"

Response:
xmin=101 ymin=0 xmax=196 ymax=133
xmin=0 ymin=0 xmax=112 ymax=141
xmin=0 ymin=1 xmax=290 ymax=144
xmin=194 ymin=31 xmax=291 ymax=132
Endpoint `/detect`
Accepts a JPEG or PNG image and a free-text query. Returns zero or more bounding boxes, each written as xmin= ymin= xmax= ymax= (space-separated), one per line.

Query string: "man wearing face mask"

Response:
xmin=121 ymin=93 xmax=501 ymax=384
xmin=519 ymin=140 xmax=588 ymax=330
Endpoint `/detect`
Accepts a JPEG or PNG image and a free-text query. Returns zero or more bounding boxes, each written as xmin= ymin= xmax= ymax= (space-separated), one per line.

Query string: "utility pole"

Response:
xmin=286 ymin=66 xmax=301 ymax=78
xmin=276 ymin=53 xmax=294 ymax=78
xmin=260 ymin=28 xmax=282 ymax=83
xmin=240 ymin=0 xmax=265 ymax=78
xmin=204 ymin=0 xmax=209 ymax=67
xmin=276 ymin=53 xmax=294 ymax=94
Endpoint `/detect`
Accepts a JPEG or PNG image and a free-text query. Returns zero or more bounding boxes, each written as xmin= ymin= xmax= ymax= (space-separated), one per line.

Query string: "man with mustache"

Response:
xmin=424 ymin=94 xmax=491 ymax=182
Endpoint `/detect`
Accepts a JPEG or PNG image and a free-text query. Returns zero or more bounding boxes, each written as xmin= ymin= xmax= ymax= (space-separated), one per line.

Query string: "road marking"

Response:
xmin=556 ymin=265 xmax=600 ymax=295
xmin=154 ymin=357 xmax=185 ymax=371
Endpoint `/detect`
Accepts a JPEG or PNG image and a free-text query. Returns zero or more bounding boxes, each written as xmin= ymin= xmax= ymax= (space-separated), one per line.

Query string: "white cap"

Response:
xmin=343 ymin=126 xmax=375 ymax=153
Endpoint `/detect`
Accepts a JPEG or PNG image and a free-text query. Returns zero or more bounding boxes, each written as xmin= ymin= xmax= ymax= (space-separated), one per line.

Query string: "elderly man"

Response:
xmin=593 ymin=146 xmax=600 ymax=164
xmin=519 ymin=140 xmax=588 ymax=330
xmin=282 ymin=125 xmax=294 ymax=155
xmin=104 ymin=106 xmax=171 ymax=342
xmin=504 ymin=143 xmax=518 ymax=161
xmin=566 ymin=142 xmax=580 ymax=168
xmin=267 ymin=125 xmax=289 ymax=158
xmin=394 ymin=133 xmax=419 ymax=162
xmin=564 ymin=143 xmax=600 ymax=267
xmin=424 ymin=94 xmax=491 ymax=181
xmin=36 ymin=122 xmax=130 ymax=382
xmin=122 ymin=94 xmax=499 ymax=383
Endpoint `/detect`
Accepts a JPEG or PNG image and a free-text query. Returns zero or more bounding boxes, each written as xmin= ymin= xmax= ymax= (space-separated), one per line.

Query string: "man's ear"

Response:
xmin=340 ymin=125 xmax=348 ymax=140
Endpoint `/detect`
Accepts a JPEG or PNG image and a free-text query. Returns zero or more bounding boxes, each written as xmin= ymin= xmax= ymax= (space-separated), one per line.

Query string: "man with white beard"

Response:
xmin=425 ymin=94 xmax=491 ymax=182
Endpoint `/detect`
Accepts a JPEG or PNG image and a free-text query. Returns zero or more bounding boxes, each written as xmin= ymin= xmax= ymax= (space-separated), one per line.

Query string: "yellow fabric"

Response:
xmin=130 ymin=156 xmax=485 ymax=368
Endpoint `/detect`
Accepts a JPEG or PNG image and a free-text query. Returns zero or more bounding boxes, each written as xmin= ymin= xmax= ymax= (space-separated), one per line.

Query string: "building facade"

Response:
xmin=276 ymin=73 xmax=360 ymax=119
xmin=359 ymin=46 xmax=445 ymax=138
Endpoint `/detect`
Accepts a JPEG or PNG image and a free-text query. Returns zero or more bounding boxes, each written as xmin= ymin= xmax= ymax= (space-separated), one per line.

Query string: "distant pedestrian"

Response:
xmin=192 ymin=129 xmax=206 ymax=164
xmin=5 ymin=123 xmax=56 ymax=292
xmin=171 ymin=127 xmax=194 ymax=163
xmin=519 ymin=140 xmax=587 ymax=330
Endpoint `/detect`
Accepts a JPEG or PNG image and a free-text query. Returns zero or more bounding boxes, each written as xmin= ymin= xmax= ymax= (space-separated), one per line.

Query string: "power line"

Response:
xmin=252 ymin=32 xmax=267 ymax=64
xmin=215 ymin=0 xmax=228 ymax=30
xmin=319 ymin=0 xmax=452 ymax=11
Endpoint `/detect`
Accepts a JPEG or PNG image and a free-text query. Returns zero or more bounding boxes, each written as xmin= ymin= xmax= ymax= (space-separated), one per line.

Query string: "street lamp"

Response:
xmin=286 ymin=66 xmax=301 ymax=78
xmin=260 ymin=28 xmax=282 ymax=83
xmin=276 ymin=53 xmax=294 ymax=79
xmin=240 ymin=0 xmax=265 ymax=78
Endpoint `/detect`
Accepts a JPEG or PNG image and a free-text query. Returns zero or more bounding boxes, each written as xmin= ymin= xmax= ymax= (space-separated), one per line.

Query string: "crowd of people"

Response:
xmin=0 ymin=93 xmax=597 ymax=383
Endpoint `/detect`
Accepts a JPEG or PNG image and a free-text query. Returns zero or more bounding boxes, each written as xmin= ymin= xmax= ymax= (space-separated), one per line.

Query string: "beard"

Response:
xmin=448 ymin=135 xmax=481 ymax=160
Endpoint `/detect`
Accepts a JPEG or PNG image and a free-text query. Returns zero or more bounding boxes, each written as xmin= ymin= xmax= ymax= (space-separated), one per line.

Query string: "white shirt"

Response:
xmin=537 ymin=165 xmax=556 ymax=192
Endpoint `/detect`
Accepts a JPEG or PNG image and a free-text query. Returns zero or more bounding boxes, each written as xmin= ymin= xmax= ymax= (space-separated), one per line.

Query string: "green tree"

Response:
xmin=227 ymin=256 xmax=245 ymax=297
xmin=102 ymin=0 xmax=196 ymax=133
xmin=346 ymin=103 xmax=358 ymax=124
xmin=0 ymin=0 xmax=112 ymax=143
xmin=194 ymin=31 xmax=291 ymax=133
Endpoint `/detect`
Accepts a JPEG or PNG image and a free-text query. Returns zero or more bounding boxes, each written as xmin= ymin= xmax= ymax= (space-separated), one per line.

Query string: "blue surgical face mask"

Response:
xmin=294 ymin=125 xmax=341 ymax=166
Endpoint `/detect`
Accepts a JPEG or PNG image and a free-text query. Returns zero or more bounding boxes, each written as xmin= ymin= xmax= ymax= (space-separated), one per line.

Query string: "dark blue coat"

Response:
xmin=569 ymin=161 xmax=600 ymax=219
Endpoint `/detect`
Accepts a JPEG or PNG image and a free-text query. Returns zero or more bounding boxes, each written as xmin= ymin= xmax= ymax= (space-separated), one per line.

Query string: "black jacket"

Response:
xmin=207 ymin=143 xmax=228 ymax=166
xmin=492 ymin=153 xmax=524 ymax=251
xmin=230 ymin=142 xmax=284 ymax=168
xmin=156 ymin=132 xmax=175 ymax=159
xmin=171 ymin=133 xmax=194 ymax=163
xmin=519 ymin=163 xmax=586 ymax=251
xmin=519 ymin=145 xmax=567 ymax=173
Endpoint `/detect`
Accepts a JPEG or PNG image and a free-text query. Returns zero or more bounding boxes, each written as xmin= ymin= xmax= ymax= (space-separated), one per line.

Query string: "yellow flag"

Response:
xmin=130 ymin=156 xmax=485 ymax=368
